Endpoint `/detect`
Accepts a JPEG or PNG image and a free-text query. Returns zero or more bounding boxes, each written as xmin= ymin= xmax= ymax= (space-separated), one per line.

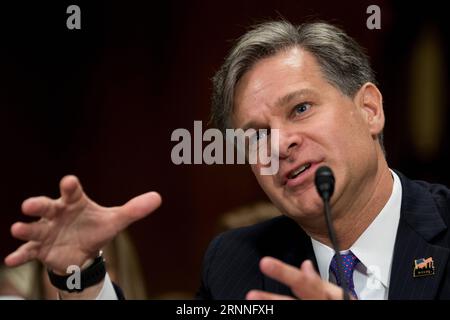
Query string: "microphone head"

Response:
xmin=315 ymin=166 xmax=335 ymax=201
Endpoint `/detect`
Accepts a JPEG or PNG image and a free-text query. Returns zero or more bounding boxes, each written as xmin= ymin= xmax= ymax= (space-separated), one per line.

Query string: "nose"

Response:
xmin=276 ymin=128 xmax=301 ymax=162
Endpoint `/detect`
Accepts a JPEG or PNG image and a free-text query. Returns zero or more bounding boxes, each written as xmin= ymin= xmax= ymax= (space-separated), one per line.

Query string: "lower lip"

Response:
xmin=285 ymin=162 xmax=322 ymax=190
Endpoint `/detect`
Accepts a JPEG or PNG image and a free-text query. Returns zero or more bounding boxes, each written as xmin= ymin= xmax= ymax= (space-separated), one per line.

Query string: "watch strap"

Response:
xmin=47 ymin=253 xmax=106 ymax=293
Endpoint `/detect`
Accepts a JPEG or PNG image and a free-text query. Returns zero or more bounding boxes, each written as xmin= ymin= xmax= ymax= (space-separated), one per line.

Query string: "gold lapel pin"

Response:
xmin=413 ymin=257 xmax=435 ymax=277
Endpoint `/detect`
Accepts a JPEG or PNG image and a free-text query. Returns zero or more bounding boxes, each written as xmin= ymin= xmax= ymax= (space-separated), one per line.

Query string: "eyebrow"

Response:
xmin=240 ymin=88 xmax=318 ymax=131
xmin=275 ymin=88 xmax=318 ymax=108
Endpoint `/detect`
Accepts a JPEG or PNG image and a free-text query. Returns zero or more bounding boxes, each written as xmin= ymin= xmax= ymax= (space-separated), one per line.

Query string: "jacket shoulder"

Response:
xmin=411 ymin=178 xmax=450 ymax=221
xmin=412 ymin=179 xmax=450 ymax=201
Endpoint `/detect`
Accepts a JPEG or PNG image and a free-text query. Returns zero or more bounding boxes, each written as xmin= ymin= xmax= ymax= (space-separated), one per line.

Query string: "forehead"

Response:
xmin=232 ymin=47 xmax=330 ymax=126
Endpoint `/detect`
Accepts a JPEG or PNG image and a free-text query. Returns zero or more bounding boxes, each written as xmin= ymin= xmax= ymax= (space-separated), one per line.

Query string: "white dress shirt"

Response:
xmin=311 ymin=170 xmax=402 ymax=299
xmin=95 ymin=273 xmax=118 ymax=300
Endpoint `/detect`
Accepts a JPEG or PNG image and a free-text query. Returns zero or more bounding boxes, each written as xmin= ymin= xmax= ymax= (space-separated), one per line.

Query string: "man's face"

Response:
xmin=232 ymin=47 xmax=383 ymax=224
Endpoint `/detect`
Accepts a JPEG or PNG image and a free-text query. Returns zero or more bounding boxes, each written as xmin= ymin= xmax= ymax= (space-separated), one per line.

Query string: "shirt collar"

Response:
xmin=311 ymin=170 xmax=402 ymax=288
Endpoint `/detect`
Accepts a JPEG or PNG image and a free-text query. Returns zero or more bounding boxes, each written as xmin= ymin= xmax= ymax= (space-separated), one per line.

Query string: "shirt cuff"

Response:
xmin=95 ymin=273 xmax=118 ymax=300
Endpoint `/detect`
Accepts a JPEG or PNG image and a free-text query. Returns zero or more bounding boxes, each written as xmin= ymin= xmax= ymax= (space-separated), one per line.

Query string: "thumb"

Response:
xmin=117 ymin=191 xmax=162 ymax=228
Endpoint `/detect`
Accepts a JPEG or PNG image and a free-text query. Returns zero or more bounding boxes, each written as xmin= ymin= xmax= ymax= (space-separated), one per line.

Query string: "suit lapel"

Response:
xmin=389 ymin=172 xmax=449 ymax=299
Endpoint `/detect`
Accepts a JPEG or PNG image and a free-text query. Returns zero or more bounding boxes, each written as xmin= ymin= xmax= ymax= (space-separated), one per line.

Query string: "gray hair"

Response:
xmin=211 ymin=20 xmax=384 ymax=149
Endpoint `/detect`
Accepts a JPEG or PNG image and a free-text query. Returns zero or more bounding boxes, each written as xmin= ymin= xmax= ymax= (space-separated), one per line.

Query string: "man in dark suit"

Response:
xmin=197 ymin=21 xmax=450 ymax=300
xmin=197 ymin=171 xmax=450 ymax=300
xmin=4 ymin=21 xmax=450 ymax=300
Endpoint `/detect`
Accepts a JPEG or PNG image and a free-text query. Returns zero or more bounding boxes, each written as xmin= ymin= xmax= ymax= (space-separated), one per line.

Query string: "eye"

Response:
xmin=294 ymin=102 xmax=312 ymax=115
xmin=255 ymin=130 xmax=269 ymax=141
xmin=249 ymin=129 xmax=270 ymax=146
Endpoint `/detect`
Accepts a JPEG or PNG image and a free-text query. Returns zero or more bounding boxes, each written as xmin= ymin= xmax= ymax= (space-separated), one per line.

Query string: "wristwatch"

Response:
xmin=47 ymin=251 xmax=106 ymax=293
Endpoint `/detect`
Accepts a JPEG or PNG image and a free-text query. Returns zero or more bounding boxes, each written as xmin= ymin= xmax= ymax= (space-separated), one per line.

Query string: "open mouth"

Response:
xmin=288 ymin=163 xmax=312 ymax=180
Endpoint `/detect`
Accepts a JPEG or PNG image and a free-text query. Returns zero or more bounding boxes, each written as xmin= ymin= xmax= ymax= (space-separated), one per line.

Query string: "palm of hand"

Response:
xmin=5 ymin=175 xmax=161 ymax=274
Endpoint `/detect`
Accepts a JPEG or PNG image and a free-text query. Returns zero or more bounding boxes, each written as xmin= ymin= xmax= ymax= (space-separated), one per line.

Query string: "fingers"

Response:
xmin=59 ymin=175 xmax=84 ymax=204
xmin=296 ymin=260 xmax=346 ymax=299
xmin=4 ymin=241 xmax=40 ymax=267
xmin=246 ymin=290 xmax=294 ymax=300
xmin=11 ymin=220 xmax=49 ymax=242
xmin=117 ymin=191 xmax=162 ymax=228
xmin=21 ymin=175 xmax=84 ymax=219
xmin=293 ymin=260 xmax=332 ymax=299
xmin=21 ymin=196 xmax=55 ymax=219
xmin=259 ymin=257 xmax=345 ymax=300
xmin=259 ymin=256 xmax=303 ymax=286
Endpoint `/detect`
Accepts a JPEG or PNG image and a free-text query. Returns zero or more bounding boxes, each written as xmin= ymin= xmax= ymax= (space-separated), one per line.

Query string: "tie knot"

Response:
xmin=329 ymin=251 xmax=359 ymax=298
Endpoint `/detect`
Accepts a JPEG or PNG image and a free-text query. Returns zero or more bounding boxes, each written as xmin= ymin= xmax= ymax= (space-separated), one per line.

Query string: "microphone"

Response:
xmin=315 ymin=166 xmax=350 ymax=300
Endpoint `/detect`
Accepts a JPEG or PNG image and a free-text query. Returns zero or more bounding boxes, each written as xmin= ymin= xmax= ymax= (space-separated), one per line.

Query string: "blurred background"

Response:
xmin=0 ymin=0 xmax=448 ymax=298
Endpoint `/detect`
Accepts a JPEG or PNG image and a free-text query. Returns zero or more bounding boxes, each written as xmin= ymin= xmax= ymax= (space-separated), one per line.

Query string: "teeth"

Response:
xmin=289 ymin=163 xmax=311 ymax=179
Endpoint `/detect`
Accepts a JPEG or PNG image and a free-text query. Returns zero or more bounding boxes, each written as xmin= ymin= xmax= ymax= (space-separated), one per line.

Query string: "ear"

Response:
xmin=354 ymin=82 xmax=385 ymax=136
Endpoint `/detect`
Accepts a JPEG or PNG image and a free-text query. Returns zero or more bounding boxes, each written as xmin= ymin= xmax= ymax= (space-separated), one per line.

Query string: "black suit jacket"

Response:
xmin=196 ymin=171 xmax=450 ymax=300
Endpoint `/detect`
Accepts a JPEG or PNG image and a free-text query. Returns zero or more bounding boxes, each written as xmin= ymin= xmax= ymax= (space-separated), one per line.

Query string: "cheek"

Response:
xmin=324 ymin=106 xmax=368 ymax=148
xmin=328 ymin=111 xmax=376 ymax=179
xmin=251 ymin=164 xmax=276 ymax=190
xmin=308 ymin=106 xmax=371 ymax=177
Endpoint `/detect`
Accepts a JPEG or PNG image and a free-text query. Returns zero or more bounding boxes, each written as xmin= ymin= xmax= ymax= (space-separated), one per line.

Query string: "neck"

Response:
xmin=304 ymin=157 xmax=393 ymax=250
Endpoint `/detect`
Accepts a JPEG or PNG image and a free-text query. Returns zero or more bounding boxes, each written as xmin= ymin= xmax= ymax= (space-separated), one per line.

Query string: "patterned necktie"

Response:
xmin=329 ymin=251 xmax=360 ymax=299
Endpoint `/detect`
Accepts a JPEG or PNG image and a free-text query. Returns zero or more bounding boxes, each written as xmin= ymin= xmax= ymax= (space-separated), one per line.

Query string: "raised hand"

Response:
xmin=4 ymin=175 xmax=162 ymax=275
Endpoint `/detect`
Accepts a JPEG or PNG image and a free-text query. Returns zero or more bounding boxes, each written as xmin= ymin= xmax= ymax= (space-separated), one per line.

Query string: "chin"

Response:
xmin=274 ymin=187 xmax=324 ymax=221
xmin=286 ymin=202 xmax=324 ymax=222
